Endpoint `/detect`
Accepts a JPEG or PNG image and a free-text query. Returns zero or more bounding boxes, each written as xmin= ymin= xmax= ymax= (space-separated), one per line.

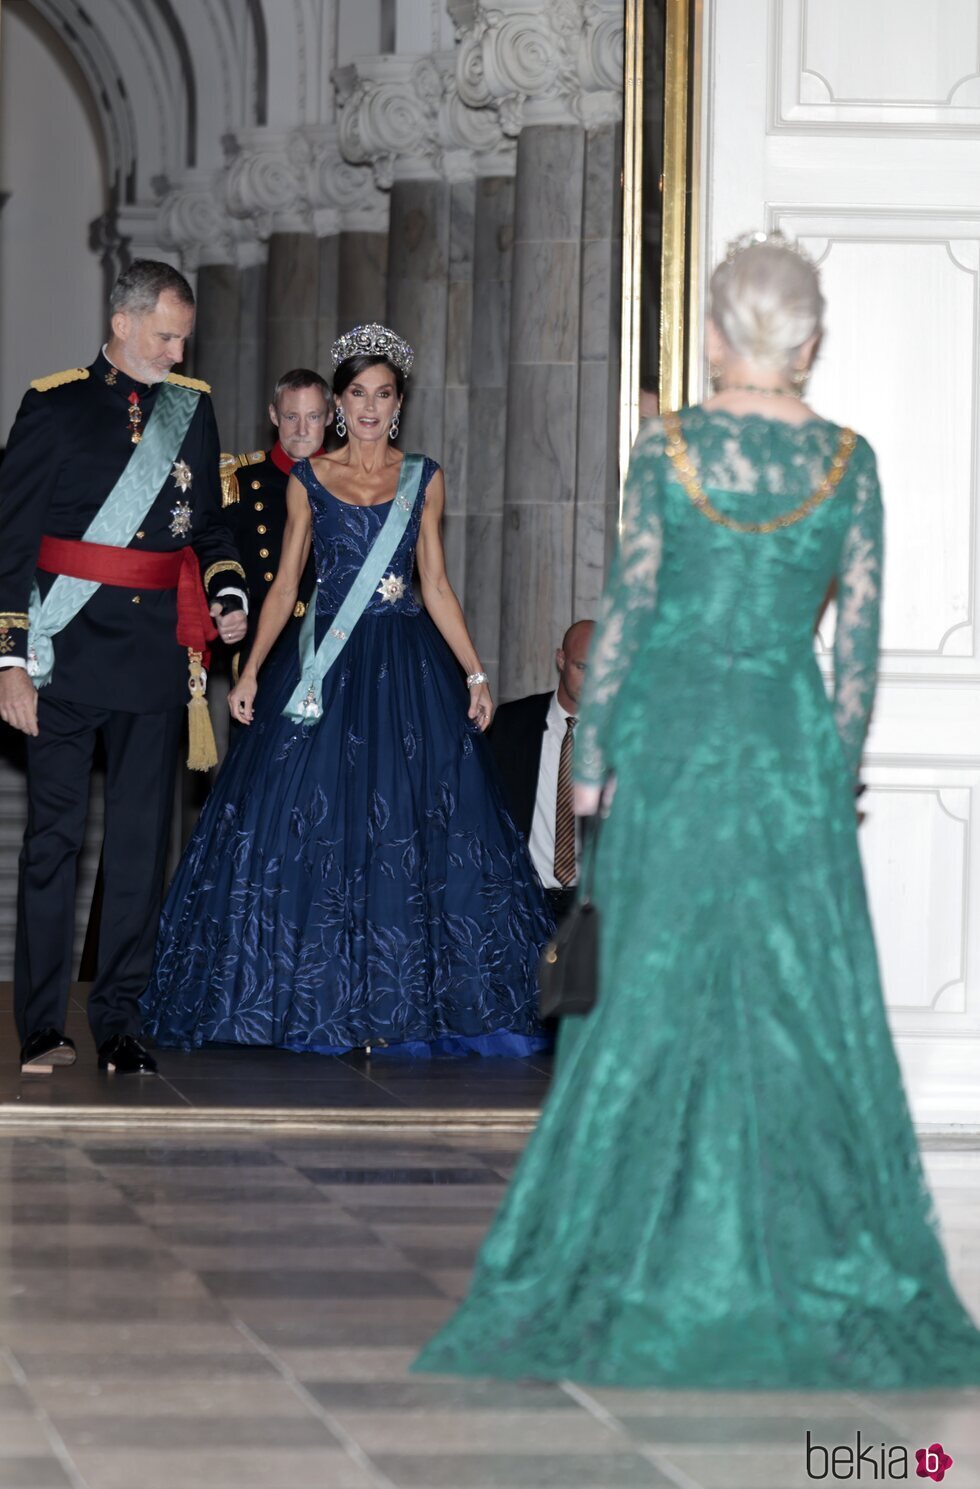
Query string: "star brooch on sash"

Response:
xmin=169 ymin=461 xmax=194 ymax=537
xmin=171 ymin=460 xmax=193 ymax=493
xmin=377 ymin=573 xmax=406 ymax=604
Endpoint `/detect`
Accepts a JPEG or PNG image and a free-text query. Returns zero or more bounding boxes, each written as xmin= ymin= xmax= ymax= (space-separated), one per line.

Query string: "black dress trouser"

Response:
xmin=14 ymin=694 xmax=183 ymax=1046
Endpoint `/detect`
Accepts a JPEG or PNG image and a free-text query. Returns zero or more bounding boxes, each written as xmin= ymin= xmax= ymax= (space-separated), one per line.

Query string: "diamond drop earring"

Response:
xmin=335 ymin=406 xmax=347 ymax=439
xmin=389 ymin=411 xmax=400 ymax=441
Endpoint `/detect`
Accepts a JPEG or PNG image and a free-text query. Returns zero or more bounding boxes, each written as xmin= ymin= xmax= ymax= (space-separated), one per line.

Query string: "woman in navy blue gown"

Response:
xmin=141 ymin=324 xmax=551 ymax=1056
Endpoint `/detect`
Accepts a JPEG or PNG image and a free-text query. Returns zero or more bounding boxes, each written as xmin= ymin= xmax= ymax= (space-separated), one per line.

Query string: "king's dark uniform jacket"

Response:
xmin=0 ymin=351 xmax=246 ymax=712
xmin=219 ymin=441 xmax=316 ymax=662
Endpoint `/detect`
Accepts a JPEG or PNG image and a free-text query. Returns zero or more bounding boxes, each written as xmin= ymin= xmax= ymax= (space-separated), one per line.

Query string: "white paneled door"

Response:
xmin=700 ymin=0 xmax=980 ymax=1124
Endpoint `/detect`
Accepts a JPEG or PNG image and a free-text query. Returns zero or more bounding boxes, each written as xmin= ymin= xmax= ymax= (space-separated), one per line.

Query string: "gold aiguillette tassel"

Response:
xmin=186 ymin=649 xmax=218 ymax=771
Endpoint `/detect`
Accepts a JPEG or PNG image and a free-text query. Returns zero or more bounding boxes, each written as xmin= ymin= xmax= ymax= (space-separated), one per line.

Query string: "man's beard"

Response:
xmin=129 ymin=361 xmax=168 ymax=385
xmin=118 ymin=344 xmax=169 ymax=385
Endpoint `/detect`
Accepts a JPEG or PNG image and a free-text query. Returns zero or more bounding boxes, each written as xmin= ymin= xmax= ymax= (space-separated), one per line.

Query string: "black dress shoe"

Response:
xmin=97 ymin=1034 xmax=157 ymax=1075
xmin=21 ymin=1028 xmax=77 ymax=1075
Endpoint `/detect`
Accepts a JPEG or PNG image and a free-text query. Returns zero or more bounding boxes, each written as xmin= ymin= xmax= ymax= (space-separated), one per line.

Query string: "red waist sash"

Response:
xmin=37 ymin=536 xmax=218 ymax=663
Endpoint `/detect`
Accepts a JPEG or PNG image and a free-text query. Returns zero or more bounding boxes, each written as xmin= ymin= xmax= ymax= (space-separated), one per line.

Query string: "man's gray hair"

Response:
xmin=109 ymin=259 xmax=195 ymax=319
xmin=272 ymin=368 xmax=331 ymax=408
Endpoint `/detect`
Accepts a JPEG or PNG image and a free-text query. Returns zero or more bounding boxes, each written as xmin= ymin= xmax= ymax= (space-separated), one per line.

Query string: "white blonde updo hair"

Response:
xmin=709 ymin=233 xmax=824 ymax=372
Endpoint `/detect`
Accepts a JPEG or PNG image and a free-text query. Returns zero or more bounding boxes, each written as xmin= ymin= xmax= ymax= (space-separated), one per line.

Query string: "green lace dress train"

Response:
xmin=413 ymin=408 xmax=980 ymax=1388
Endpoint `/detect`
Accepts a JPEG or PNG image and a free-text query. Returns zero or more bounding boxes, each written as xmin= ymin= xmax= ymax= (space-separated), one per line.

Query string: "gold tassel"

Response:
xmin=186 ymin=649 xmax=218 ymax=771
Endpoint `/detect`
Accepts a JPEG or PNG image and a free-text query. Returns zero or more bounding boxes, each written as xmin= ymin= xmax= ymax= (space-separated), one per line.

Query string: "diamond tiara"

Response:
xmin=330 ymin=324 xmax=415 ymax=378
xmin=724 ymin=230 xmax=818 ymax=272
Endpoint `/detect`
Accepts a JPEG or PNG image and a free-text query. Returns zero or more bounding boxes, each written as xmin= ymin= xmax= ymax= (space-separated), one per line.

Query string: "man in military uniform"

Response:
xmin=220 ymin=368 xmax=330 ymax=672
xmin=0 ymin=259 xmax=248 ymax=1075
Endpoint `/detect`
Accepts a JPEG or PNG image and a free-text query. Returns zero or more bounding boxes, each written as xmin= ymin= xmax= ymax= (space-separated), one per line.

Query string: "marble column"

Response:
xmin=442 ymin=179 xmax=476 ymax=602
xmin=337 ymin=231 xmax=389 ymax=327
xmin=315 ymin=234 xmax=341 ymax=379
xmin=574 ymin=122 xmax=623 ymax=620
xmin=463 ymin=175 xmax=515 ymax=688
xmin=385 ymin=179 xmax=451 ymax=457
xmin=195 ymin=260 xmax=269 ymax=452
xmin=499 ymin=124 xmax=585 ymax=700
xmin=236 ymin=261 xmax=269 ymax=448
xmin=194 ymin=264 xmax=242 ymax=448
xmin=264 ymin=233 xmax=318 ymax=395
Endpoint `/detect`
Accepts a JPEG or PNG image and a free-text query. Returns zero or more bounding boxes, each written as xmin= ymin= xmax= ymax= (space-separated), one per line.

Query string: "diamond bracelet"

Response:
xmin=466 ymin=671 xmax=489 ymax=687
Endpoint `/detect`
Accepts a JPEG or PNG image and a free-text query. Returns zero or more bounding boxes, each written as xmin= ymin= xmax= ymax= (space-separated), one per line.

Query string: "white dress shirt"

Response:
xmin=528 ymin=691 xmax=579 ymax=890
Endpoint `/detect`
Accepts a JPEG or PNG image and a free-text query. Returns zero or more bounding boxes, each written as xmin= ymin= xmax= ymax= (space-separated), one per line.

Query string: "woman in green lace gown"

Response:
xmin=414 ymin=233 xmax=980 ymax=1388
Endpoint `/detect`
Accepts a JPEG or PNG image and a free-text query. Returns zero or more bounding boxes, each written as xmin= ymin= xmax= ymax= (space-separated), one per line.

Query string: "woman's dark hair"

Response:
xmin=332 ymin=354 xmax=406 ymax=400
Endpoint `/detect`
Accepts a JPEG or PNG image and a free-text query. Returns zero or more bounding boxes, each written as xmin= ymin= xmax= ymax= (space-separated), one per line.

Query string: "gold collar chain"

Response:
xmin=662 ymin=412 xmax=857 ymax=534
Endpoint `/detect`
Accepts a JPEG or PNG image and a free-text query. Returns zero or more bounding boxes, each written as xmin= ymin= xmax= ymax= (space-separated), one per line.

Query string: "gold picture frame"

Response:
xmin=620 ymin=0 xmax=705 ymax=480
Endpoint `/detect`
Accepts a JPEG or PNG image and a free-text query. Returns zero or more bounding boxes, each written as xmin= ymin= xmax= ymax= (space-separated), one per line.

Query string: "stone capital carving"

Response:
xmin=224 ymin=130 xmax=308 ymax=237
xmin=335 ymin=53 xmax=515 ymax=186
xmin=91 ymin=206 xmax=175 ymax=280
xmin=289 ymin=126 xmax=390 ymax=234
xmin=449 ymin=0 xmax=624 ymax=134
xmin=156 ymin=172 xmax=264 ymax=270
xmin=221 ymin=127 xmax=387 ymax=238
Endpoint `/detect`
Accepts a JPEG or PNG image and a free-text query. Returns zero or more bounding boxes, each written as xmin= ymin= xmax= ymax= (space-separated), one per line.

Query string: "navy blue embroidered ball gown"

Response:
xmin=141 ymin=456 xmax=552 ymax=1055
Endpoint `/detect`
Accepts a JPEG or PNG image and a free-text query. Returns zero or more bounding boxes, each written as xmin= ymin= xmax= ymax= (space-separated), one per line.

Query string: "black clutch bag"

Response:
xmin=538 ymin=816 xmax=601 ymax=1020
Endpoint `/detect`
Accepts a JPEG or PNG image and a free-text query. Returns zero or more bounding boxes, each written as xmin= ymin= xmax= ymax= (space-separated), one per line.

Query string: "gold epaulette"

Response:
xmin=219 ymin=453 xmax=240 ymax=507
xmin=30 ymin=367 xmax=89 ymax=393
xmin=166 ymin=372 xmax=211 ymax=392
xmin=219 ymin=449 xmax=267 ymax=507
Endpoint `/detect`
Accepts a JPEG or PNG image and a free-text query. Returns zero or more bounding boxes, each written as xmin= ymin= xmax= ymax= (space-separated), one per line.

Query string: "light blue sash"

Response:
xmin=27 ymin=380 xmax=200 ymax=688
xmin=284 ymin=454 xmax=425 ymax=724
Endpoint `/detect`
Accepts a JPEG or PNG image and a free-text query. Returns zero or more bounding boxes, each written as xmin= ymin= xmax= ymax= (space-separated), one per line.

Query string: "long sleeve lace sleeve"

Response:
xmin=833 ymin=443 xmax=883 ymax=781
xmin=574 ymin=437 xmax=664 ymax=787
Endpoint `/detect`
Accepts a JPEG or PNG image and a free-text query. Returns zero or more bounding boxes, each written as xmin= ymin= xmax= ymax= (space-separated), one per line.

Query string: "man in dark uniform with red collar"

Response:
xmin=220 ymin=369 xmax=330 ymax=672
xmin=0 ymin=260 xmax=248 ymax=1076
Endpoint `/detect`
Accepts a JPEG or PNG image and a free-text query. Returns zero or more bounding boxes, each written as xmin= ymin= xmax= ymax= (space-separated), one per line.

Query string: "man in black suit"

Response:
xmin=219 ymin=368 xmax=330 ymax=675
xmin=489 ymin=619 xmax=594 ymax=924
xmin=0 ymin=259 xmax=248 ymax=1075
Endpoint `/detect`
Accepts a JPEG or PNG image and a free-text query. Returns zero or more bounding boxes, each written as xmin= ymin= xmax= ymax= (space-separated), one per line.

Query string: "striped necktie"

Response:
xmin=554 ymin=715 xmax=577 ymax=887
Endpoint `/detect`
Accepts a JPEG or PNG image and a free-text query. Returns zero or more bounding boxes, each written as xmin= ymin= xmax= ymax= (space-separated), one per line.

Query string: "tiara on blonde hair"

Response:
xmin=331 ymin=324 xmax=415 ymax=377
xmin=724 ymin=230 xmax=819 ymax=274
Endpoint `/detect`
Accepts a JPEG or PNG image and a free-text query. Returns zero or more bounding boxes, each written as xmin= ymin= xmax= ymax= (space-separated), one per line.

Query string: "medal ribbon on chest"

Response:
xmin=127 ymin=390 xmax=142 ymax=444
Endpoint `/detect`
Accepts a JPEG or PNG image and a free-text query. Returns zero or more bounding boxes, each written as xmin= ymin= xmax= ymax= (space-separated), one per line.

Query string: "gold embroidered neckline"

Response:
xmin=663 ymin=412 xmax=857 ymax=534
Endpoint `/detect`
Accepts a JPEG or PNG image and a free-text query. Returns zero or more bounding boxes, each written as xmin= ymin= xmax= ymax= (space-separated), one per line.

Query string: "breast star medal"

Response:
xmin=171 ymin=460 xmax=193 ymax=493
xmin=377 ymin=573 xmax=406 ymax=604
xmin=169 ymin=500 xmax=192 ymax=538
xmin=168 ymin=460 xmax=194 ymax=537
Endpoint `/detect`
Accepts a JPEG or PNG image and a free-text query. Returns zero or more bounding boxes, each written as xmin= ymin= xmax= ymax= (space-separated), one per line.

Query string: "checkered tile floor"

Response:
xmin=1 ymin=1130 xmax=979 ymax=1489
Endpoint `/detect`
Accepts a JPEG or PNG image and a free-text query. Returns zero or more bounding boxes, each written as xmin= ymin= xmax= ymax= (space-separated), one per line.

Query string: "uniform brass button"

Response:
xmin=132 ymin=595 xmax=141 ymax=604
xmin=263 ymin=571 xmax=274 ymax=582
xmin=259 ymin=547 xmax=270 ymax=558
xmin=251 ymin=480 xmax=262 ymax=490
xmin=256 ymin=524 xmax=267 ymax=535
xmin=254 ymin=501 xmax=264 ymax=511
xmin=136 ymin=531 xmax=145 ymax=539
